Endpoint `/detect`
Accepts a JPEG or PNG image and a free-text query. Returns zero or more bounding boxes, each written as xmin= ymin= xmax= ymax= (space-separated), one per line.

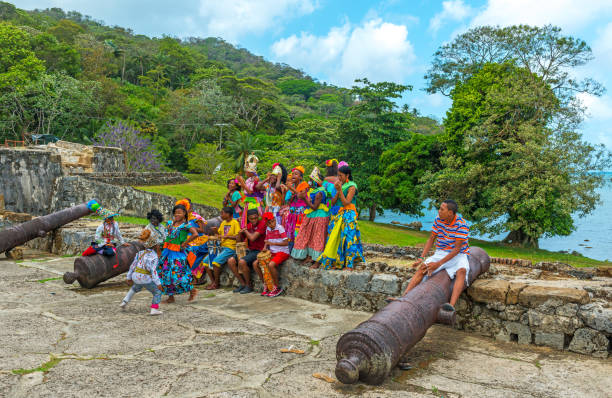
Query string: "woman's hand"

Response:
xmin=334 ymin=180 xmax=342 ymax=190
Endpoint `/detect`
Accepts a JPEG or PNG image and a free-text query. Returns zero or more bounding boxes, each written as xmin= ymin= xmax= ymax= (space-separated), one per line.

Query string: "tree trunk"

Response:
xmin=368 ymin=204 xmax=376 ymax=222
xmin=503 ymin=230 xmax=539 ymax=248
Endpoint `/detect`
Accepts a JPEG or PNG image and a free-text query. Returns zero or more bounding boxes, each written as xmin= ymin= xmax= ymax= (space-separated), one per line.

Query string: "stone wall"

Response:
xmin=211 ymin=257 xmax=611 ymax=359
xmin=460 ymin=279 xmax=611 ymax=358
xmin=50 ymin=175 xmax=218 ymax=219
xmin=92 ymin=146 xmax=126 ymax=173
xmin=0 ymin=148 xmax=63 ymax=215
xmin=71 ymin=172 xmax=188 ymax=186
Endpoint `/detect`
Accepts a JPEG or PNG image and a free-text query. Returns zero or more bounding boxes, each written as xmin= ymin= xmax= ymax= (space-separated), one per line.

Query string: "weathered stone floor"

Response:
xmin=1 ymin=250 xmax=611 ymax=398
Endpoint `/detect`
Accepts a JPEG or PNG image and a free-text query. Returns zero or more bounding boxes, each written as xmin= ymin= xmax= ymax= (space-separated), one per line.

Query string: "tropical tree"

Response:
xmin=0 ymin=22 xmax=45 ymax=91
xmin=371 ymin=133 xmax=442 ymax=216
xmin=224 ymin=131 xmax=261 ymax=172
xmin=187 ymin=143 xmax=224 ymax=178
xmin=424 ymin=63 xmax=611 ymax=247
xmin=94 ymin=120 xmax=163 ymax=171
xmin=338 ymin=78 xmax=413 ymax=220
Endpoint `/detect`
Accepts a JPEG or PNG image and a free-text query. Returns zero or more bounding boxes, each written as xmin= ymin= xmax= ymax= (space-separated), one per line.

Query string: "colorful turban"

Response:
xmin=325 ymin=159 xmax=339 ymax=167
xmin=292 ymin=166 xmax=305 ymax=175
xmin=309 ymin=166 xmax=322 ymax=186
xmin=175 ymin=199 xmax=190 ymax=211
xmin=95 ymin=206 xmax=119 ymax=220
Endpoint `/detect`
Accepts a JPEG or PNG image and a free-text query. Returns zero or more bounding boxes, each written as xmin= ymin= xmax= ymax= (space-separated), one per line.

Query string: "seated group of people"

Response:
xmin=83 ymin=158 xmax=471 ymax=316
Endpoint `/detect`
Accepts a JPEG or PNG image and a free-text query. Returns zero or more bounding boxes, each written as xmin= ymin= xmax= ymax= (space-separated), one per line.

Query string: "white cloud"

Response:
xmin=471 ymin=0 xmax=612 ymax=31
xmin=578 ymin=93 xmax=612 ymax=121
xmin=271 ymin=18 xmax=416 ymax=87
xmin=429 ymin=0 xmax=472 ymax=34
xmin=197 ymin=0 xmax=318 ymax=41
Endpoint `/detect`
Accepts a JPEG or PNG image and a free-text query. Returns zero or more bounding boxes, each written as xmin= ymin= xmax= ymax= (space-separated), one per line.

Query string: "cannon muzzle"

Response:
xmin=1 ymin=201 xmax=97 ymax=254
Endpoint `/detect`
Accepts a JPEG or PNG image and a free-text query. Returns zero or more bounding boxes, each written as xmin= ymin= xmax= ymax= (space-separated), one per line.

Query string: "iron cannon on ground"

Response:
xmin=335 ymin=247 xmax=490 ymax=385
xmin=0 ymin=201 xmax=96 ymax=255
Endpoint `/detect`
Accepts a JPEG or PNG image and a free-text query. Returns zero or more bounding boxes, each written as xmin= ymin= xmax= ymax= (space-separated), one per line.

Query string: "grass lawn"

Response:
xmin=134 ymin=178 xmax=611 ymax=268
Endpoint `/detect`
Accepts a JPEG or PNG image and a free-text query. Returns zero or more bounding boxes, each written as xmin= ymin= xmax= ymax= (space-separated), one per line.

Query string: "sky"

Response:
xmin=9 ymin=0 xmax=612 ymax=148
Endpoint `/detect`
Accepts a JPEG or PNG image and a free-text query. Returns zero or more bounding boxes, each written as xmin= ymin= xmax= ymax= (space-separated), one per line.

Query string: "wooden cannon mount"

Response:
xmin=335 ymin=247 xmax=490 ymax=385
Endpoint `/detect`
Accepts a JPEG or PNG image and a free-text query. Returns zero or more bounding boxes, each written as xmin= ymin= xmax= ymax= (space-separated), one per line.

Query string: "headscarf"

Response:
xmin=325 ymin=159 xmax=338 ymax=167
xmin=291 ymin=166 xmax=305 ymax=175
xmin=262 ymin=212 xmax=275 ymax=222
xmin=338 ymin=161 xmax=349 ymax=169
xmin=175 ymin=199 xmax=190 ymax=211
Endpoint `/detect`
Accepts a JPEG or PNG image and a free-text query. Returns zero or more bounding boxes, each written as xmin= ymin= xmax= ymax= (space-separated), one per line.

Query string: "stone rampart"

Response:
xmin=71 ymin=172 xmax=188 ymax=186
xmin=92 ymin=145 xmax=125 ymax=173
xmin=50 ymin=175 xmax=217 ymax=219
xmin=0 ymin=148 xmax=63 ymax=215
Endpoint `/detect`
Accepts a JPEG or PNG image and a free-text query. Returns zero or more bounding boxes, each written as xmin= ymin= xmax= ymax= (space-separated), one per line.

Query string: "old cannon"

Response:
xmin=0 ymin=200 xmax=98 ymax=255
xmin=63 ymin=241 xmax=145 ymax=288
xmin=335 ymin=247 xmax=490 ymax=385
xmin=64 ymin=216 xmax=223 ymax=289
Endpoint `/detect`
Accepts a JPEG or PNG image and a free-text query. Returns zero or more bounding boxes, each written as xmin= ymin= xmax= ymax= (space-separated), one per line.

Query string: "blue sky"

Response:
xmin=10 ymin=0 xmax=612 ymax=148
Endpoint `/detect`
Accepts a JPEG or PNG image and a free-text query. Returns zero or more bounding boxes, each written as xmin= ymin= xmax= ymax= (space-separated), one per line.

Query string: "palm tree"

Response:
xmin=224 ymin=131 xmax=261 ymax=173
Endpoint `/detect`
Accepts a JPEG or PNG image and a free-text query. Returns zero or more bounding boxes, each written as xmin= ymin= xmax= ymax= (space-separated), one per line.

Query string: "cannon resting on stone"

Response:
xmin=63 ymin=241 xmax=145 ymax=288
xmin=335 ymin=247 xmax=490 ymax=385
xmin=64 ymin=216 xmax=223 ymax=289
xmin=0 ymin=200 xmax=97 ymax=256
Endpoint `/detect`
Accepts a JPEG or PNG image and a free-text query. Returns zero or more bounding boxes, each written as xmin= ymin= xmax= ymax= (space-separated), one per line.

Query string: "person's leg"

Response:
xmin=228 ymin=256 xmax=245 ymax=292
xmin=268 ymin=261 xmax=279 ymax=287
xmin=448 ymin=268 xmax=467 ymax=307
xmin=121 ymin=284 xmax=142 ymax=307
xmin=253 ymin=260 xmax=263 ymax=281
xmin=238 ymin=259 xmax=251 ymax=287
xmin=205 ymin=267 xmax=215 ymax=287
xmin=144 ymin=282 xmax=163 ymax=315
xmin=403 ymin=263 xmax=427 ymax=294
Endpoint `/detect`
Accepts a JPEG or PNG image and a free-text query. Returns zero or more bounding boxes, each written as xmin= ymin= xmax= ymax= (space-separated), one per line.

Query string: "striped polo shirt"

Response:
xmin=432 ymin=215 xmax=470 ymax=254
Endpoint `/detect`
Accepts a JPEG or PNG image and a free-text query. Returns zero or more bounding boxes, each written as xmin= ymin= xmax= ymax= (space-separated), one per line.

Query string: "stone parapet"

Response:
xmin=50 ymin=175 xmax=217 ymax=219
xmin=70 ymin=172 xmax=188 ymax=186
xmin=212 ymin=259 xmax=611 ymax=359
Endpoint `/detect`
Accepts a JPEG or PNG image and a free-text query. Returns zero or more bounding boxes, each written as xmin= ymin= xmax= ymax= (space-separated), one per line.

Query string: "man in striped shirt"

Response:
xmin=395 ymin=200 xmax=470 ymax=311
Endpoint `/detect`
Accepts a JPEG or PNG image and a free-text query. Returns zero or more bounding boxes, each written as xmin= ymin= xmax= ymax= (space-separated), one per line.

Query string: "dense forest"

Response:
xmin=1 ymin=1 xmax=610 ymax=247
xmin=0 ymin=1 xmax=439 ymax=169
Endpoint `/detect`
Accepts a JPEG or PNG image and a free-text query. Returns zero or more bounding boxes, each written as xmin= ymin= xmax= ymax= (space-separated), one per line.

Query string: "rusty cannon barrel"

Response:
xmin=335 ymin=246 xmax=490 ymax=385
xmin=63 ymin=241 xmax=145 ymax=288
xmin=0 ymin=201 xmax=96 ymax=254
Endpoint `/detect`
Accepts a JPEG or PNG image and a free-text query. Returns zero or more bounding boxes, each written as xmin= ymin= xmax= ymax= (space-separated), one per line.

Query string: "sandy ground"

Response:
xmin=1 ymin=250 xmax=611 ymax=398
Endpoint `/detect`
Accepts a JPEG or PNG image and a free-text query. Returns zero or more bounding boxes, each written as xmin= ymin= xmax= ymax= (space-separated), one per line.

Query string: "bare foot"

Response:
xmin=205 ymin=283 xmax=218 ymax=290
xmin=188 ymin=289 xmax=198 ymax=302
xmin=309 ymin=263 xmax=319 ymax=269
xmin=163 ymin=295 xmax=175 ymax=304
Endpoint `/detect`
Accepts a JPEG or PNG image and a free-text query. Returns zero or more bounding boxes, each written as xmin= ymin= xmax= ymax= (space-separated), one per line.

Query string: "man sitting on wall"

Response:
xmin=389 ymin=199 xmax=470 ymax=312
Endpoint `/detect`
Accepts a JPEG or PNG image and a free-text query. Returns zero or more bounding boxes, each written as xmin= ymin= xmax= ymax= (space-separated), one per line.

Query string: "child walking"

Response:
xmin=120 ymin=233 xmax=163 ymax=315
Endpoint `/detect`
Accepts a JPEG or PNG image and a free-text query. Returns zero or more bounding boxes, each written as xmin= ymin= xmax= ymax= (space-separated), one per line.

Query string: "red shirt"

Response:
xmin=245 ymin=219 xmax=267 ymax=251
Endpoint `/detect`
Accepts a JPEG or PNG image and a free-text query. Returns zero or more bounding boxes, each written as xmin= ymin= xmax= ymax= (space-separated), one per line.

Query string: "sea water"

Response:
xmin=373 ymin=173 xmax=612 ymax=261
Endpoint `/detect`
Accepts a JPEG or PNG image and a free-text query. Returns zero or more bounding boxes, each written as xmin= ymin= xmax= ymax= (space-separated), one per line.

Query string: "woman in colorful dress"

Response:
xmin=257 ymin=162 xmax=287 ymax=224
xmin=291 ymin=167 xmax=329 ymax=267
xmin=223 ymin=179 xmax=244 ymax=219
xmin=282 ymin=166 xmax=308 ymax=250
xmin=322 ymin=159 xmax=341 ymax=246
xmin=158 ymin=203 xmax=199 ymax=303
xmin=317 ymin=165 xmax=365 ymax=270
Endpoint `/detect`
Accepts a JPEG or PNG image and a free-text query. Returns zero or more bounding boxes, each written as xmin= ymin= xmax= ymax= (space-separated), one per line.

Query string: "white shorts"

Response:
xmin=425 ymin=250 xmax=470 ymax=285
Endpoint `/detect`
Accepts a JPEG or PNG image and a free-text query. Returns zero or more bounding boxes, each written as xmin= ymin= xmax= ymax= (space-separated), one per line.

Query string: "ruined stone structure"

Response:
xmin=0 ymin=142 xmax=214 ymax=218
